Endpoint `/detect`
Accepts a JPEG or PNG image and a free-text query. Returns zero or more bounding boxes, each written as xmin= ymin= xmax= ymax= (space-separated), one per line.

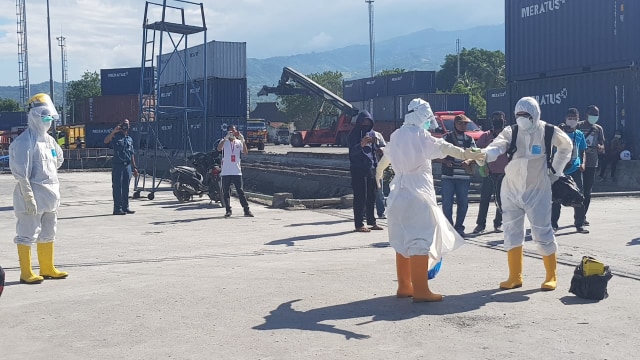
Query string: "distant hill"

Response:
xmin=0 ymin=24 xmax=504 ymax=107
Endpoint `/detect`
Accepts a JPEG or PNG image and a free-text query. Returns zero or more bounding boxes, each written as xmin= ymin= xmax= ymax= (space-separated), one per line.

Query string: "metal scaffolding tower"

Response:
xmin=16 ymin=0 xmax=29 ymax=108
xmin=135 ymin=0 xmax=207 ymax=200
xmin=57 ymin=34 xmax=68 ymax=125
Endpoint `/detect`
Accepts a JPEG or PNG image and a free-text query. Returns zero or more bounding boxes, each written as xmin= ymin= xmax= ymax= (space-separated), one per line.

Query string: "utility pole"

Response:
xmin=46 ymin=0 xmax=58 ymax=140
xmin=365 ymin=0 xmax=375 ymax=77
xmin=456 ymin=38 xmax=461 ymax=80
xmin=57 ymin=34 xmax=67 ymax=125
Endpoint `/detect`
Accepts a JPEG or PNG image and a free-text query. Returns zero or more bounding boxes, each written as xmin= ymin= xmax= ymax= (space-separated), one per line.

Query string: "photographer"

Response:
xmin=217 ymin=125 xmax=253 ymax=218
xmin=104 ymin=118 xmax=138 ymax=215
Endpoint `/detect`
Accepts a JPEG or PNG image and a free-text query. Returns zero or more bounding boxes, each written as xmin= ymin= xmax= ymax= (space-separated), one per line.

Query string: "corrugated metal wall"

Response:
xmin=386 ymin=71 xmax=437 ymax=96
xmin=101 ymin=67 xmax=154 ymax=95
xmin=507 ymin=67 xmax=640 ymax=154
xmin=81 ymin=95 xmax=153 ymax=124
xmin=157 ymin=41 xmax=247 ymax=86
xmin=485 ymin=88 xmax=509 ymax=121
xmin=343 ymin=79 xmax=364 ymax=102
xmin=0 ymin=112 xmax=27 ymax=131
xmin=363 ymin=77 xmax=387 ymax=99
xmin=506 ymin=0 xmax=640 ymax=81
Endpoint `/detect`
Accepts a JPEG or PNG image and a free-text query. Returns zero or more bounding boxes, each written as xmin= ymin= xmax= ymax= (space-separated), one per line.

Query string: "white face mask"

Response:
xmin=615 ymin=134 xmax=621 ymax=139
xmin=566 ymin=119 xmax=578 ymax=128
xmin=516 ymin=116 xmax=533 ymax=131
xmin=588 ymin=115 xmax=599 ymax=124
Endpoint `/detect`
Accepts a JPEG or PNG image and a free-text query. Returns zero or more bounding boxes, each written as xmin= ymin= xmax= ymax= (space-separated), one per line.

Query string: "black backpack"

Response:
xmin=506 ymin=123 xmax=557 ymax=174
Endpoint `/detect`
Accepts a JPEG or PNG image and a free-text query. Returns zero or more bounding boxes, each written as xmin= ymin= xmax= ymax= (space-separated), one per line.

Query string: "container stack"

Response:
xmin=155 ymin=40 xmax=248 ymax=152
xmin=343 ymin=70 xmax=470 ymax=138
xmin=503 ymin=0 xmax=640 ymax=155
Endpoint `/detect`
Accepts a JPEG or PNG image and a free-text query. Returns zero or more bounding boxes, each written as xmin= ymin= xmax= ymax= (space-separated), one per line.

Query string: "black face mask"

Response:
xmin=361 ymin=124 xmax=373 ymax=133
xmin=492 ymin=120 xmax=505 ymax=132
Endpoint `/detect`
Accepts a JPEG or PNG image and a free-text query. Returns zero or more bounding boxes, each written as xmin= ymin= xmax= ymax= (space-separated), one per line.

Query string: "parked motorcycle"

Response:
xmin=170 ymin=151 xmax=224 ymax=205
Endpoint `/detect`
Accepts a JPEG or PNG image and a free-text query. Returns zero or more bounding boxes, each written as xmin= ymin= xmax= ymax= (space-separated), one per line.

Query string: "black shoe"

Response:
xmin=472 ymin=226 xmax=485 ymax=234
xmin=494 ymin=225 xmax=503 ymax=233
xmin=123 ymin=209 xmax=135 ymax=214
xmin=576 ymin=226 xmax=590 ymax=234
xmin=224 ymin=210 xmax=232 ymax=218
xmin=583 ymin=220 xmax=590 ymax=226
xmin=244 ymin=210 xmax=254 ymax=217
xmin=552 ymin=224 xmax=558 ymax=233
xmin=113 ymin=210 xmax=126 ymax=215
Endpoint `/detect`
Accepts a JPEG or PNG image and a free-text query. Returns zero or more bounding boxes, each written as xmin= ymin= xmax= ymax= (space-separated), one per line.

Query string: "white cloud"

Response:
xmin=0 ymin=0 xmax=504 ymax=85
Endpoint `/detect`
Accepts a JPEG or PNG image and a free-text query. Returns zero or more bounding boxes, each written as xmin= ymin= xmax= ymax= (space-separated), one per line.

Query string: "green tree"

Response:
xmin=376 ymin=68 xmax=406 ymax=77
xmin=66 ymin=71 xmax=101 ymax=122
xmin=451 ymin=74 xmax=486 ymax=119
xmin=0 ymin=97 xmax=21 ymax=111
xmin=277 ymin=71 xmax=343 ymax=130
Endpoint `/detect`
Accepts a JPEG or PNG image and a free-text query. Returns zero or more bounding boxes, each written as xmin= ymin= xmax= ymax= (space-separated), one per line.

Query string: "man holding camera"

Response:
xmin=104 ymin=118 xmax=138 ymax=215
xmin=217 ymin=125 xmax=253 ymax=218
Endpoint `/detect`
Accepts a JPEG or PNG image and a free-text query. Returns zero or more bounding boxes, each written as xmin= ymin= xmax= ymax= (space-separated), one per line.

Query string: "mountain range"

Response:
xmin=0 ymin=24 xmax=504 ymax=107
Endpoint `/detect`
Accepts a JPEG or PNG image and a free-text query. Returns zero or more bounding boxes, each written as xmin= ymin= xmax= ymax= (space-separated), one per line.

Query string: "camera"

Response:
xmin=120 ymin=123 xmax=129 ymax=131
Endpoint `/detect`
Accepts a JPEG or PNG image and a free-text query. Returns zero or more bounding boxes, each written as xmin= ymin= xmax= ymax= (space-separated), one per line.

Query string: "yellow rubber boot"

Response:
xmin=37 ymin=242 xmax=68 ymax=279
xmin=410 ymin=255 xmax=443 ymax=302
xmin=17 ymin=245 xmax=44 ymax=284
xmin=499 ymin=246 xmax=524 ymax=289
xmin=541 ymin=253 xmax=557 ymax=291
xmin=396 ymin=253 xmax=413 ymax=298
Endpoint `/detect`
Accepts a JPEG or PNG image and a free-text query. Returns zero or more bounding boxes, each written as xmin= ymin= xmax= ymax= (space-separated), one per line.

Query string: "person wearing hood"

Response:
xmin=348 ymin=110 xmax=383 ymax=232
xmin=375 ymin=98 xmax=486 ymax=302
xmin=9 ymin=93 xmax=68 ymax=284
xmin=577 ymin=105 xmax=605 ymax=226
xmin=552 ymin=108 xmax=588 ymax=234
xmin=482 ymin=97 xmax=572 ymax=291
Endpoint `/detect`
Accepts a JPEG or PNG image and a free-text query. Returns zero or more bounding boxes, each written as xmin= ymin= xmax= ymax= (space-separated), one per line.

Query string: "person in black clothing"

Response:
xmin=104 ymin=119 xmax=139 ymax=215
xmin=348 ymin=111 xmax=383 ymax=233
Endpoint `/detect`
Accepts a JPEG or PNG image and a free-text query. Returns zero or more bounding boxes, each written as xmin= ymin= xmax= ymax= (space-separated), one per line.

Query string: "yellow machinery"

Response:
xmin=55 ymin=125 xmax=86 ymax=149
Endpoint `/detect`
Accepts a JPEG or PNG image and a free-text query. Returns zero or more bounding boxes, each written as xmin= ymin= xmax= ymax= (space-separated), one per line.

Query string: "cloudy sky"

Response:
xmin=0 ymin=0 xmax=503 ymax=86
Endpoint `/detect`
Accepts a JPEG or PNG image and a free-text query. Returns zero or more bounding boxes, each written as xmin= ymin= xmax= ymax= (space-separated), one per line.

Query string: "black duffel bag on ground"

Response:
xmin=569 ymin=256 xmax=613 ymax=300
xmin=552 ymin=175 xmax=585 ymax=207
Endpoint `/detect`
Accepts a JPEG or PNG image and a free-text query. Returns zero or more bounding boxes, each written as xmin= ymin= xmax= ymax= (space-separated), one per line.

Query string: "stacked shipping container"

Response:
xmin=100 ymin=67 xmax=154 ymax=96
xmin=503 ymin=0 xmax=640 ymax=155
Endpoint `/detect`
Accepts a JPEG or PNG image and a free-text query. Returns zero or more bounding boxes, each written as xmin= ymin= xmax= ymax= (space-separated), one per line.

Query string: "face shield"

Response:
xmin=27 ymin=93 xmax=59 ymax=134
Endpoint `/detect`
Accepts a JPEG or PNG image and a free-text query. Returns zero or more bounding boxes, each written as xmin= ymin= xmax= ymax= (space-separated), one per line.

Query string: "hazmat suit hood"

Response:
xmin=404 ymin=98 xmax=436 ymax=129
xmin=514 ymin=97 xmax=541 ymax=134
xmin=27 ymin=93 xmax=59 ymax=136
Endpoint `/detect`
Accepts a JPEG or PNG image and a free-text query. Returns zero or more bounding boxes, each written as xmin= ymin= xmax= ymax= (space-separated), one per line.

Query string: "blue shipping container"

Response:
xmin=213 ymin=78 xmax=247 ymax=117
xmin=0 ymin=112 xmax=27 ymax=131
xmin=507 ymin=67 xmax=640 ymax=155
xmin=506 ymin=0 xmax=640 ymax=81
xmin=363 ymin=77 xmax=387 ymax=100
xmin=386 ymin=71 xmax=437 ymax=97
xmin=101 ymin=67 xmax=155 ymax=96
xmin=343 ymin=79 xmax=364 ymax=102
xmin=85 ymin=122 xmax=141 ymax=149
xmin=371 ymin=96 xmax=396 ymax=122
xmin=396 ymin=94 xmax=471 ymax=120
xmin=486 ymin=88 xmax=509 ymax=120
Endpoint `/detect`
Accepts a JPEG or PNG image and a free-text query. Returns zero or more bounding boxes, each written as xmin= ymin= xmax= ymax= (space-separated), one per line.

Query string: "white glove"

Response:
xmin=464 ymin=148 xmax=487 ymax=162
xmin=18 ymin=179 xmax=37 ymax=215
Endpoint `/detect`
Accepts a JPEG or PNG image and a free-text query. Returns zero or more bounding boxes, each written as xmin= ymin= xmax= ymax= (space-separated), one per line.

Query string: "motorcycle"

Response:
xmin=169 ymin=151 xmax=224 ymax=205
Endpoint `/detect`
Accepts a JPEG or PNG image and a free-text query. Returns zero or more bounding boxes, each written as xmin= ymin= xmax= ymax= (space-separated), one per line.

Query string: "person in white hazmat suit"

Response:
xmin=483 ymin=97 xmax=572 ymax=291
xmin=9 ymin=93 xmax=68 ymax=284
xmin=375 ymin=99 xmax=486 ymax=302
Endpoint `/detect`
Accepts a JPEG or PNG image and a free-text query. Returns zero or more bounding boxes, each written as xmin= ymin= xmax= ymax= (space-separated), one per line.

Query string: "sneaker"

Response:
xmin=244 ymin=211 xmax=254 ymax=217
xmin=113 ymin=210 xmax=126 ymax=215
xmin=377 ymin=215 xmax=386 ymax=219
xmin=472 ymin=226 xmax=485 ymax=234
xmin=494 ymin=225 xmax=503 ymax=233
xmin=123 ymin=209 xmax=135 ymax=214
xmin=584 ymin=220 xmax=590 ymax=226
xmin=597 ymin=176 xmax=605 ymax=182
xmin=576 ymin=226 xmax=590 ymax=234
xmin=224 ymin=210 xmax=232 ymax=218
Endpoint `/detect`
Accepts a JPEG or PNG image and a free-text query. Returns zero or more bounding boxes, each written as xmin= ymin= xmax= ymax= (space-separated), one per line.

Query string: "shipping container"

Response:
xmin=363 ymin=77 xmax=387 ymax=99
xmin=81 ymin=95 xmax=154 ymax=124
xmin=101 ymin=67 xmax=154 ymax=96
xmin=84 ymin=122 xmax=142 ymax=149
xmin=371 ymin=96 xmax=396 ymax=121
xmin=506 ymin=0 xmax=640 ymax=81
xmin=212 ymin=78 xmax=248 ymax=117
xmin=157 ymin=41 xmax=246 ymax=86
xmin=349 ymin=101 xmax=365 ymax=113
xmin=507 ymin=67 xmax=640 ymax=156
xmin=0 ymin=112 xmax=27 ymax=131
xmin=343 ymin=79 xmax=365 ymax=102
xmin=386 ymin=71 xmax=437 ymax=97
xmin=486 ymin=88 xmax=510 ymax=120
xmin=396 ymin=93 xmax=471 ymax=120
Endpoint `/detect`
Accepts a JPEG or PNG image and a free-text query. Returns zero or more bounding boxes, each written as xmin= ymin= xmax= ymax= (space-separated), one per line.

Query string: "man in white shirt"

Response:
xmin=216 ymin=125 xmax=254 ymax=218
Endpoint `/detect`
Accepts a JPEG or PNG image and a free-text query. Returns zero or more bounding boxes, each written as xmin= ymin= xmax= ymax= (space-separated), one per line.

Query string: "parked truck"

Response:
xmin=245 ymin=119 xmax=267 ymax=150
xmin=258 ymin=67 xmax=359 ymax=147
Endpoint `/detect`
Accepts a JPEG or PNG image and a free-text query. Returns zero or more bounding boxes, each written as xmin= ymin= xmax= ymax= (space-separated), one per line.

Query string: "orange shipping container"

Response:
xmin=80 ymin=95 xmax=155 ymax=123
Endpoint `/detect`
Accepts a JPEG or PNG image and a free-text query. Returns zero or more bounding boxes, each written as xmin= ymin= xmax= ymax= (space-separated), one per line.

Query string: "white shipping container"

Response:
xmin=157 ymin=41 xmax=246 ymax=85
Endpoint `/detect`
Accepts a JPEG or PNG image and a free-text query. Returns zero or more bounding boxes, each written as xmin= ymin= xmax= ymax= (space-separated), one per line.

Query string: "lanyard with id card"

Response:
xmin=230 ymin=142 xmax=237 ymax=162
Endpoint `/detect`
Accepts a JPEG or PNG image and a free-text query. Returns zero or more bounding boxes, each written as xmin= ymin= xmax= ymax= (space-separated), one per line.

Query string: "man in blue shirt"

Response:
xmin=551 ymin=108 xmax=588 ymax=234
xmin=104 ymin=119 xmax=139 ymax=215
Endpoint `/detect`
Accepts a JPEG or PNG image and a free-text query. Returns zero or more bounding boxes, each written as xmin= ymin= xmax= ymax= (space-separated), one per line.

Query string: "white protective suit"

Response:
xmin=9 ymin=94 xmax=64 ymax=245
xmin=378 ymin=99 xmax=473 ymax=269
xmin=484 ymin=97 xmax=572 ymax=255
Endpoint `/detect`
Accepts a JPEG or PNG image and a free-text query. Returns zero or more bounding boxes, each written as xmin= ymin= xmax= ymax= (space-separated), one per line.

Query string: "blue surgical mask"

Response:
xmin=42 ymin=115 xmax=54 ymax=123
xmin=423 ymin=120 xmax=432 ymax=130
xmin=588 ymin=115 xmax=599 ymax=124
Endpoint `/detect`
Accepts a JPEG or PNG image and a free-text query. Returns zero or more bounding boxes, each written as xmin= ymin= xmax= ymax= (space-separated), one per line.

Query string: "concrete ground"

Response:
xmin=1 ymin=171 xmax=638 ymax=360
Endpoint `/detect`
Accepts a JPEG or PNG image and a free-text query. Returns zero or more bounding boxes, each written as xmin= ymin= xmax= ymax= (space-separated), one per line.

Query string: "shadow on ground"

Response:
xmin=253 ymin=288 xmax=538 ymax=339
xmin=265 ymin=231 xmax=355 ymax=247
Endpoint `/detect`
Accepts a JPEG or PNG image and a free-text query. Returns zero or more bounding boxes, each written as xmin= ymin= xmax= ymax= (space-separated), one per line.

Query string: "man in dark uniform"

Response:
xmin=104 ymin=119 xmax=138 ymax=215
